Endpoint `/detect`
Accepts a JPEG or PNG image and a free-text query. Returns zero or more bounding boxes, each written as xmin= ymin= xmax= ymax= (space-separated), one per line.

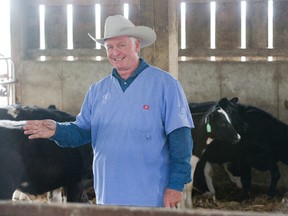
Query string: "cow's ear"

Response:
xmin=218 ymin=97 xmax=229 ymax=108
xmin=230 ymin=97 xmax=239 ymax=104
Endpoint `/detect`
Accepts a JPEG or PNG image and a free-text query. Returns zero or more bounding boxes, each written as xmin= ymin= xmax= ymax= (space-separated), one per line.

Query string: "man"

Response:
xmin=23 ymin=15 xmax=194 ymax=207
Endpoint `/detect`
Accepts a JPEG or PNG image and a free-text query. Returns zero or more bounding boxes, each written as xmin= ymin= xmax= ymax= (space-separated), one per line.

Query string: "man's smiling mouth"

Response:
xmin=114 ymin=57 xmax=125 ymax=61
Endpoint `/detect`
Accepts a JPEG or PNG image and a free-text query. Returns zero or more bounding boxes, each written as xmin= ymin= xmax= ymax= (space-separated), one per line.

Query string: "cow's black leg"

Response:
xmin=0 ymin=150 xmax=23 ymax=200
xmin=267 ymin=164 xmax=280 ymax=197
xmin=0 ymin=170 xmax=20 ymax=200
xmin=193 ymin=158 xmax=210 ymax=195
xmin=66 ymin=179 xmax=93 ymax=202
xmin=239 ymin=163 xmax=252 ymax=200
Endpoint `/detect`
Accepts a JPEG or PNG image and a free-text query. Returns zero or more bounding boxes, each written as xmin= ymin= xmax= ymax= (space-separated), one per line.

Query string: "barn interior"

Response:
xmin=1 ymin=0 xmax=288 ymax=215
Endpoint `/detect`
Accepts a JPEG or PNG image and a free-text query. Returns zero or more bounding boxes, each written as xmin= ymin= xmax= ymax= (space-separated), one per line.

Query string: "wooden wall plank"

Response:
xmin=273 ymin=1 xmax=288 ymax=48
xmin=45 ymin=5 xmax=67 ymax=49
xmin=185 ymin=2 xmax=210 ymax=49
xmin=246 ymin=1 xmax=268 ymax=49
xmin=73 ymin=5 xmax=95 ymax=49
xmin=216 ymin=2 xmax=241 ymax=49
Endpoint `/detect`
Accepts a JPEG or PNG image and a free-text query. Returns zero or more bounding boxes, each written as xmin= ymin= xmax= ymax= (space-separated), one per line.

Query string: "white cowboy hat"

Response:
xmin=88 ymin=15 xmax=156 ymax=48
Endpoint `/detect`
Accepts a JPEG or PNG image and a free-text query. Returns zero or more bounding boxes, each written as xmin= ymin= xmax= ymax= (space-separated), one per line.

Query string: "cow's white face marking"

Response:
xmin=7 ymin=106 xmax=18 ymax=118
xmin=217 ymin=107 xmax=241 ymax=140
xmin=217 ymin=107 xmax=231 ymax=124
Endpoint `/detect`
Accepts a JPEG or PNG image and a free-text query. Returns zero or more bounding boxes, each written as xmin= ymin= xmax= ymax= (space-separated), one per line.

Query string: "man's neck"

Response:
xmin=118 ymin=60 xmax=140 ymax=80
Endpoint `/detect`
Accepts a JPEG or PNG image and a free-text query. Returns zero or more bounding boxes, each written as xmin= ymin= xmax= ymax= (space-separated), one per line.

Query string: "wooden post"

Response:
xmin=140 ymin=0 xmax=179 ymax=78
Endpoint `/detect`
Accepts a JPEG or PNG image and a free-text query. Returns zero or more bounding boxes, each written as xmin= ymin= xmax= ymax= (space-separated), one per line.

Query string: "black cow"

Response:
xmin=182 ymin=98 xmax=241 ymax=208
xmin=193 ymin=99 xmax=288 ymax=200
xmin=0 ymin=105 xmax=93 ymax=202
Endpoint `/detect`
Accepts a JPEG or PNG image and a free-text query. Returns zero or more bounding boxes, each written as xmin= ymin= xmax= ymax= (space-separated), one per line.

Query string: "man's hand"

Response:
xmin=164 ymin=188 xmax=183 ymax=208
xmin=23 ymin=120 xmax=56 ymax=139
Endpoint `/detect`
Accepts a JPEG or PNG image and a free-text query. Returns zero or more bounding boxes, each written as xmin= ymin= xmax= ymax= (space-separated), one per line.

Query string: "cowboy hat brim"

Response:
xmin=88 ymin=26 xmax=156 ymax=48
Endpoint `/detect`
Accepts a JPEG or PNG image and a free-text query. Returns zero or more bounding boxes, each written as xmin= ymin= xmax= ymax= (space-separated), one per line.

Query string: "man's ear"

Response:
xmin=135 ymin=39 xmax=141 ymax=52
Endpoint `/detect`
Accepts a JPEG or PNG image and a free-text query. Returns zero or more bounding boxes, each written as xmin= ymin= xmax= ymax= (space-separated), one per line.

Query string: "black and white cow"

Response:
xmin=0 ymin=105 xmax=93 ymax=202
xmin=193 ymin=99 xmax=288 ymax=200
xmin=182 ymin=98 xmax=242 ymax=208
xmin=190 ymin=98 xmax=246 ymax=197
xmin=0 ymin=104 xmax=76 ymax=122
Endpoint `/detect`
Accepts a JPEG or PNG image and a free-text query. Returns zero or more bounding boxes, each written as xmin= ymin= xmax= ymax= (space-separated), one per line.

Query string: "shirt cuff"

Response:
xmin=167 ymin=172 xmax=192 ymax=191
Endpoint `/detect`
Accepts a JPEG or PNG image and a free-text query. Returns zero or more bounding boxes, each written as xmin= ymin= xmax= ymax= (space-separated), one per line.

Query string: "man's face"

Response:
xmin=104 ymin=36 xmax=140 ymax=74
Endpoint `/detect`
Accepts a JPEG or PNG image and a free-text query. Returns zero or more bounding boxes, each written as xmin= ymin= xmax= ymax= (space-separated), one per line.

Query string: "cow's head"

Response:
xmin=218 ymin=97 xmax=248 ymax=133
xmin=204 ymin=104 xmax=241 ymax=145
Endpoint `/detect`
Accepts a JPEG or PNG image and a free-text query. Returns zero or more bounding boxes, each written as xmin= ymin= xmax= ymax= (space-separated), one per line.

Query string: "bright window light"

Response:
xmin=180 ymin=56 xmax=187 ymax=61
xmin=268 ymin=0 xmax=273 ymax=49
xmin=95 ymin=56 xmax=102 ymax=61
xmin=180 ymin=2 xmax=186 ymax=49
xmin=39 ymin=5 xmax=46 ymax=50
xmin=241 ymin=1 xmax=246 ymax=49
xmin=124 ymin=3 xmax=129 ymax=19
xmin=95 ymin=4 xmax=101 ymax=49
xmin=67 ymin=4 xmax=73 ymax=50
xmin=67 ymin=56 xmax=74 ymax=61
xmin=0 ymin=0 xmax=11 ymax=57
xmin=241 ymin=56 xmax=246 ymax=62
xmin=210 ymin=1 xmax=216 ymax=49
xmin=268 ymin=56 xmax=273 ymax=62
xmin=39 ymin=56 xmax=46 ymax=61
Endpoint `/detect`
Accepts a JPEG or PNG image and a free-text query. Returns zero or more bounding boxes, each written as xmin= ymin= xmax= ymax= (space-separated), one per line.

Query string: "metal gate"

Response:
xmin=0 ymin=54 xmax=15 ymax=105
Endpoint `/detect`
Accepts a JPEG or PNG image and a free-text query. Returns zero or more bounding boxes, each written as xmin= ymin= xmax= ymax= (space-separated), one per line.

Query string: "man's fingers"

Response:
xmin=164 ymin=188 xmax=183 ymax=208
xmin=27 ymin=134 xmax=39 ymax=139
xmin=22 ymin=120 xmax=56 ymax=139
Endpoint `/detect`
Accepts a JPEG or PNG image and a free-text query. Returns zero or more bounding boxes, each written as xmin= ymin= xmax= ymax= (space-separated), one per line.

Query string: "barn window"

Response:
xmin=268 ymin=0 xmax=273 ymax=49
xmin=178 ymin=0 xmax=288 ymax=62
xmin=6 ymin=0 xmax=288 ymax=64
xmin=241 ymin=1 xmax=246 ymax=49
xmin=210 ymin=1 xmax=216 ymax=50
xmin=180 ymin=2 xmax=186 ymax=50
xmin=94 ymin=4 xmax=101 ymax=50
xmin=39 ymin=5 xmax=46 ymax=50
xmin=67 ymin=4 xmax=74 ymax=50
xmin=0 ymin=0 xmax=15 ymax=106
xmin=124 ymin=3 xmax=129 ymax=19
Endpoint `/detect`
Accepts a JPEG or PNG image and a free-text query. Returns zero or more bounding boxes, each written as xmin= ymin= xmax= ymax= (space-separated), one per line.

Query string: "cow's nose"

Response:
xmin=232 ymin=134 xmax=241 ymax=144
xmin=237 ymin=134 xmax=241 ymax=140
